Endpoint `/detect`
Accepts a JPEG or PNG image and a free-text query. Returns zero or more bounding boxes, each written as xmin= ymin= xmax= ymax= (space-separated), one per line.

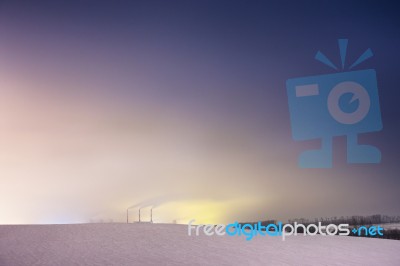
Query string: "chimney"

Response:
xmin=150 ymin=208 xmax=153 ymax=223
xmin=139 ymin=208 xmax=141 ymax=222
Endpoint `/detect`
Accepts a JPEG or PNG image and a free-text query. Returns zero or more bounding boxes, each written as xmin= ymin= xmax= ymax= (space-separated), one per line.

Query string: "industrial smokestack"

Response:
xmin=139 ymin=208 xmax=141 ymax=222
xmin=126 ymin=209 xmax=129 ymax=223
xmin=150 ymin=208 xmax=153 ymax=223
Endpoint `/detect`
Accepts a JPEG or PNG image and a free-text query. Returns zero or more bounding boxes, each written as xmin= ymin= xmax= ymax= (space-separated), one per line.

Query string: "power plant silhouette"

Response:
xmin=126 ymin=207 xmax=153 ymax=223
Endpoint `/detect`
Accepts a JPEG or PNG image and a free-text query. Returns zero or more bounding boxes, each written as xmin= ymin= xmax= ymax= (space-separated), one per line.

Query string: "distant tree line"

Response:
xmin=286 ymin=214 xmax=400 ymax=240
xmin=288 ymin=214 xmax=400 ymax=226
xmin=240 ymin=214 xmax=400 ymax=240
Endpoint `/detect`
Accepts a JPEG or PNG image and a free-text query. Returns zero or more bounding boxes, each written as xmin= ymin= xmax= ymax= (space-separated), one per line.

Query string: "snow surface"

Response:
xmin=1 ymin=223 xmax=400 ymax=266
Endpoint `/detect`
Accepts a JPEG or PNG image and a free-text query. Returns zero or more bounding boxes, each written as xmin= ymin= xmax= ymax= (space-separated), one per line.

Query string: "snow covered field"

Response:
xmin=1 ymin=223 xmax=400 ymax=266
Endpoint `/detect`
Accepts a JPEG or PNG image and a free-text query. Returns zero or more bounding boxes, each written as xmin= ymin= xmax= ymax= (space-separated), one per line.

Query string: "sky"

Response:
xmin=0 ymin=0 xmax=399 ymax=224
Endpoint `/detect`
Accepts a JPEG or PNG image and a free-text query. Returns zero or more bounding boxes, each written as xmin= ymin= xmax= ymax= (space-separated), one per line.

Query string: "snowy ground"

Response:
xmin=1 ymin=223 xmax=400 ymax=266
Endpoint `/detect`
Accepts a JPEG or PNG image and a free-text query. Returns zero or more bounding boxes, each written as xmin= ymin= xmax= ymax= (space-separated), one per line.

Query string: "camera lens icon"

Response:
xmin=327 ymin=81 xmax=371 ymax=125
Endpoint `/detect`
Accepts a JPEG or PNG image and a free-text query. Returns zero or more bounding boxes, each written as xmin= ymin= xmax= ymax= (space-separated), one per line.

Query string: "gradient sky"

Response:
xmin=0 ymin=0 xmax=399 ymax=224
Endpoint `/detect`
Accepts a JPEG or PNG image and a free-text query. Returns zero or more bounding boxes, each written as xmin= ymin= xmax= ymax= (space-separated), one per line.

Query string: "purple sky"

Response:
xmin=0 ymin=0 xmax=399 ymax=224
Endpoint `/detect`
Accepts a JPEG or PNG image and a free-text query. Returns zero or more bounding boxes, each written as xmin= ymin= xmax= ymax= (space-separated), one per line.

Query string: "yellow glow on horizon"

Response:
xmin=162 ymin=200 xmax=227 ymax=224
xmin=143 ymin=197 xmax=261 ymax=225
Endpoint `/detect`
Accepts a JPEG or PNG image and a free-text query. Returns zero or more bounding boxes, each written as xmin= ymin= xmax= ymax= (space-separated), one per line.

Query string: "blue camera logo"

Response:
xmin=286 ymin=39 xmax=382 ymax=168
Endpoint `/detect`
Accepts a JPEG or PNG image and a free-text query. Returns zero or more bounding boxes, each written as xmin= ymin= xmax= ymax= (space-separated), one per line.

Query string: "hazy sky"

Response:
xmin=0 ymin=0 xmax=399 ymax=224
